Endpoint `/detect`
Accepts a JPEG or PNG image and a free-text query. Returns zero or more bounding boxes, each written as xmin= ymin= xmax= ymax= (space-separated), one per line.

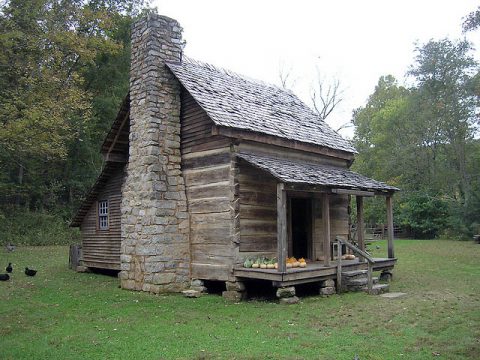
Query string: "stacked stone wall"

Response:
xmin=120 ymin=14 xmax=190 ymax=293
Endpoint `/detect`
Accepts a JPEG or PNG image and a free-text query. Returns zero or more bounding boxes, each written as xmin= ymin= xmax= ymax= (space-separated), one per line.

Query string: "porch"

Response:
xmin=236 ymin=153 xmax=400 ymax=291
xmin=234 ymin=257 xmax=397 ymax=288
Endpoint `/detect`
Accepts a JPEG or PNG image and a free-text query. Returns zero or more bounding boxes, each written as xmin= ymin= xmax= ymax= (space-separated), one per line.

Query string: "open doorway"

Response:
xmin=289 ymin=197 xmax=312 ymax=260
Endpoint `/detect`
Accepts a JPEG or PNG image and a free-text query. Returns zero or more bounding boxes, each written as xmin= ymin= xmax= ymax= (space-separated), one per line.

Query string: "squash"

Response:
xmin=293 ymin=261 xmax=300 ymax=268
xmin=243 ymin=259 xmax=253 ymax=268
xmin=299 ymin=262 xmax=307 ymax=268
xmin=252 ymin=257 xmax=263 ymax=268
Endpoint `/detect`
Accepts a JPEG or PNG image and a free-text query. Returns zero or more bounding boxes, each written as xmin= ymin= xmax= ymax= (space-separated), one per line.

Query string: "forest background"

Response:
xmin=0 ymin=0 xmax=478 ymax=244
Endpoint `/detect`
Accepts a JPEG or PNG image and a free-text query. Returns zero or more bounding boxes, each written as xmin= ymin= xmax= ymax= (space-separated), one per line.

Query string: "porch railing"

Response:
xmin=335 ymin=236 xmax=376 ymax=294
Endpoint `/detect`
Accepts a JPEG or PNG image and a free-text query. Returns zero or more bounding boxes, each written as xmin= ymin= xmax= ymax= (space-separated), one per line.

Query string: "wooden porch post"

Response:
xmin=277 ymin=183 xmax=287 ymax=272
xmin=322 ymin=193 xmax=331 ymax=266
xmin=386 ymin=195 xmax=394 ymax=258
xmin=356 ymin=195 xmax=365 ymax=262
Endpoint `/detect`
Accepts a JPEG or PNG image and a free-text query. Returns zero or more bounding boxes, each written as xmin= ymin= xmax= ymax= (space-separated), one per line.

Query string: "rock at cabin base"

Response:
xmin=182 ymin=290 xmax=201 ymax=298
xmin=319 ymin=286 xmax=336 ymax=296
xmin=276 ymin=286 xmax=296 ymax=298
xmin=225 ymin=281 xmax=246 ymax=292
xmin=279 ymin=296 xmax=300 ymax=304
xmin=190 ymin=286 xmax=207 ymax=293
xmin=320 ymin=279 xmax=335 ymax=288
xmin=222 ymin=290 xmax=244 ymax=302
xmin=191 ymin=279 xmax=204 ymax=287
xmin=379 ymin=271 xmax=393 ymax=283
xmin=75 ymin=266 xmax=90 ymax=273
xmin=190 ymin=279 xmax=207 ymax=293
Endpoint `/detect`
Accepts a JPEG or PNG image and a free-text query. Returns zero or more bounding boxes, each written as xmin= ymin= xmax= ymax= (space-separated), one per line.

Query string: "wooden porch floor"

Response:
xmin=234 ymin=258 xmax=397 ymax=287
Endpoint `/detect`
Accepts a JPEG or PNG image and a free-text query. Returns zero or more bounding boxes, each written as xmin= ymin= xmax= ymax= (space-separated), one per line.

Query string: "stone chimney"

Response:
xmin=120 ymin=14 xmax=190 ymax=293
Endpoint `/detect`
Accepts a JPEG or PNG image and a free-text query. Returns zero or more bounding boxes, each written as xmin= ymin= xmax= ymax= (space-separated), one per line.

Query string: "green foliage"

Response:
xmin=352 ymin=38 xmax=480 ymax=238
xmin=399 ymin=193 xmax=449 ymax=239
xmin=463 ymin=5 xmax=480 ymax=32
xmin=0 ymin=0 xmax=149 ymax=214
xmin=1 ymin=241 xmax=479 ymax=359
xmin=0 ymin=207 xmax=80 ymax=245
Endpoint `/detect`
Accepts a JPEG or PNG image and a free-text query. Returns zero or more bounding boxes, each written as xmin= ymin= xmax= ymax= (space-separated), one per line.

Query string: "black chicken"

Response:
xmin=25 ymin=267 xmax=37 ymax=277
xmin=0 ymin=273 xmax=10 ymax=281
xmin=6 ymin=263 xmax=12 ymax=273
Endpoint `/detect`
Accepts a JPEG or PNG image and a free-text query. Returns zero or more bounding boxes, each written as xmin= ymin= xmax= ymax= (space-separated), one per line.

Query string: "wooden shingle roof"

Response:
xmin=237 ymin=152 xmax=398 ymax=193
xmin=167 ymin=58 xmax=356 ymax=154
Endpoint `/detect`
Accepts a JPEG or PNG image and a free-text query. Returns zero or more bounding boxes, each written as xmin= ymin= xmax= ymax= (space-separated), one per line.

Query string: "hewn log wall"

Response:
xmin=237 ymin=142 xmax=349 ymax=168
xmin=183 ymin=149 xmax=232 ymax=280
xmin=81 ymin=167 xmax=124 ymax=270
xmin=181 ymin=92 xmax=234 ymax=281
xmin=181 ymin=91 xmax=231 ymax=155
xmin=237 ymin=163 xmax=277 ymax=259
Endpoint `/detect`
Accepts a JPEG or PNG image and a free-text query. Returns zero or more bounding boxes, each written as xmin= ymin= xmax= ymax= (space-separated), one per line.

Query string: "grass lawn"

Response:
xmin=1 ymin=240 xmax=479 ymax=359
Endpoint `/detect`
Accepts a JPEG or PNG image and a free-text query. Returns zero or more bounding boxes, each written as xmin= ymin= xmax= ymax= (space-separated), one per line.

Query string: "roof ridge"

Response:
xmin=179 ymin=56 xmax=290 ymax=93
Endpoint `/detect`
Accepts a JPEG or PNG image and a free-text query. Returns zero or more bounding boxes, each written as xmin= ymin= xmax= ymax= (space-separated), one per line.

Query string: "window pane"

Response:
xmin=99 ymin=200 xmax=108 ymax=215
xmin=98 ymin=200 xmax=109 ymax=229
xmin=99 ymin=216 xmax=108 ymax=230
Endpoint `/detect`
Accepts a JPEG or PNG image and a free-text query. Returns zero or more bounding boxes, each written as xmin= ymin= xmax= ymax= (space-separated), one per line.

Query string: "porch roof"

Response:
xmin=237 ymin=152 xmax=399 ymax=193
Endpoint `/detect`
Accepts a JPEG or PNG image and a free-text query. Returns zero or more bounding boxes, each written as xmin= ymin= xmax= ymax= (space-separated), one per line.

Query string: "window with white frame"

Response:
xmin=98 ymin=200 xmax=109 ymax=230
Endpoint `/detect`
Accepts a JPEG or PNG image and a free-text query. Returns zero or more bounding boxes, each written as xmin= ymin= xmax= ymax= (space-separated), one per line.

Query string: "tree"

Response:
xmin=278 ymin=61 xmax=297 ymax=90
xmin=352 ymin=39 xmax=479 ymax=238
xmin=352 ymin=75 xmax=416 ymax=186
xmin=277 ymin=62 xmax=344 ymax=124
xmin=463 ymin=6 xmax=480 ymax=32
xmin=310 ymin=70 xmax=343 ymax=122
xmin=409 ymin=39 xmax=478 ymax=207
xmin=0 ymin=0 xmax=148 ymax=209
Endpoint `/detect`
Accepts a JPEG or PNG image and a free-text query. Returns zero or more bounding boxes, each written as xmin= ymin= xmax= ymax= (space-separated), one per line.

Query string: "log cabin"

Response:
xmin=71 ymin=14 xmax=399 ymax=300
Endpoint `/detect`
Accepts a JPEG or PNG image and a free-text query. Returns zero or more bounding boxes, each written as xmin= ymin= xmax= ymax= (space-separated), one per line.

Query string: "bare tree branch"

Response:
xmin=278 ymin=61 xmax=297 ymax=90
xmin=335 ymin=121 xmax=354 ymax=132
xmin=311 ymin=68 xmax=344 ymax=121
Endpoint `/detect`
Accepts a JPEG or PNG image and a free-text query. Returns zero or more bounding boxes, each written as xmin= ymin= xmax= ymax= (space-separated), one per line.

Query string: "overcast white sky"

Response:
xmin=153 ymin=0 xmax=479 ymax=138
